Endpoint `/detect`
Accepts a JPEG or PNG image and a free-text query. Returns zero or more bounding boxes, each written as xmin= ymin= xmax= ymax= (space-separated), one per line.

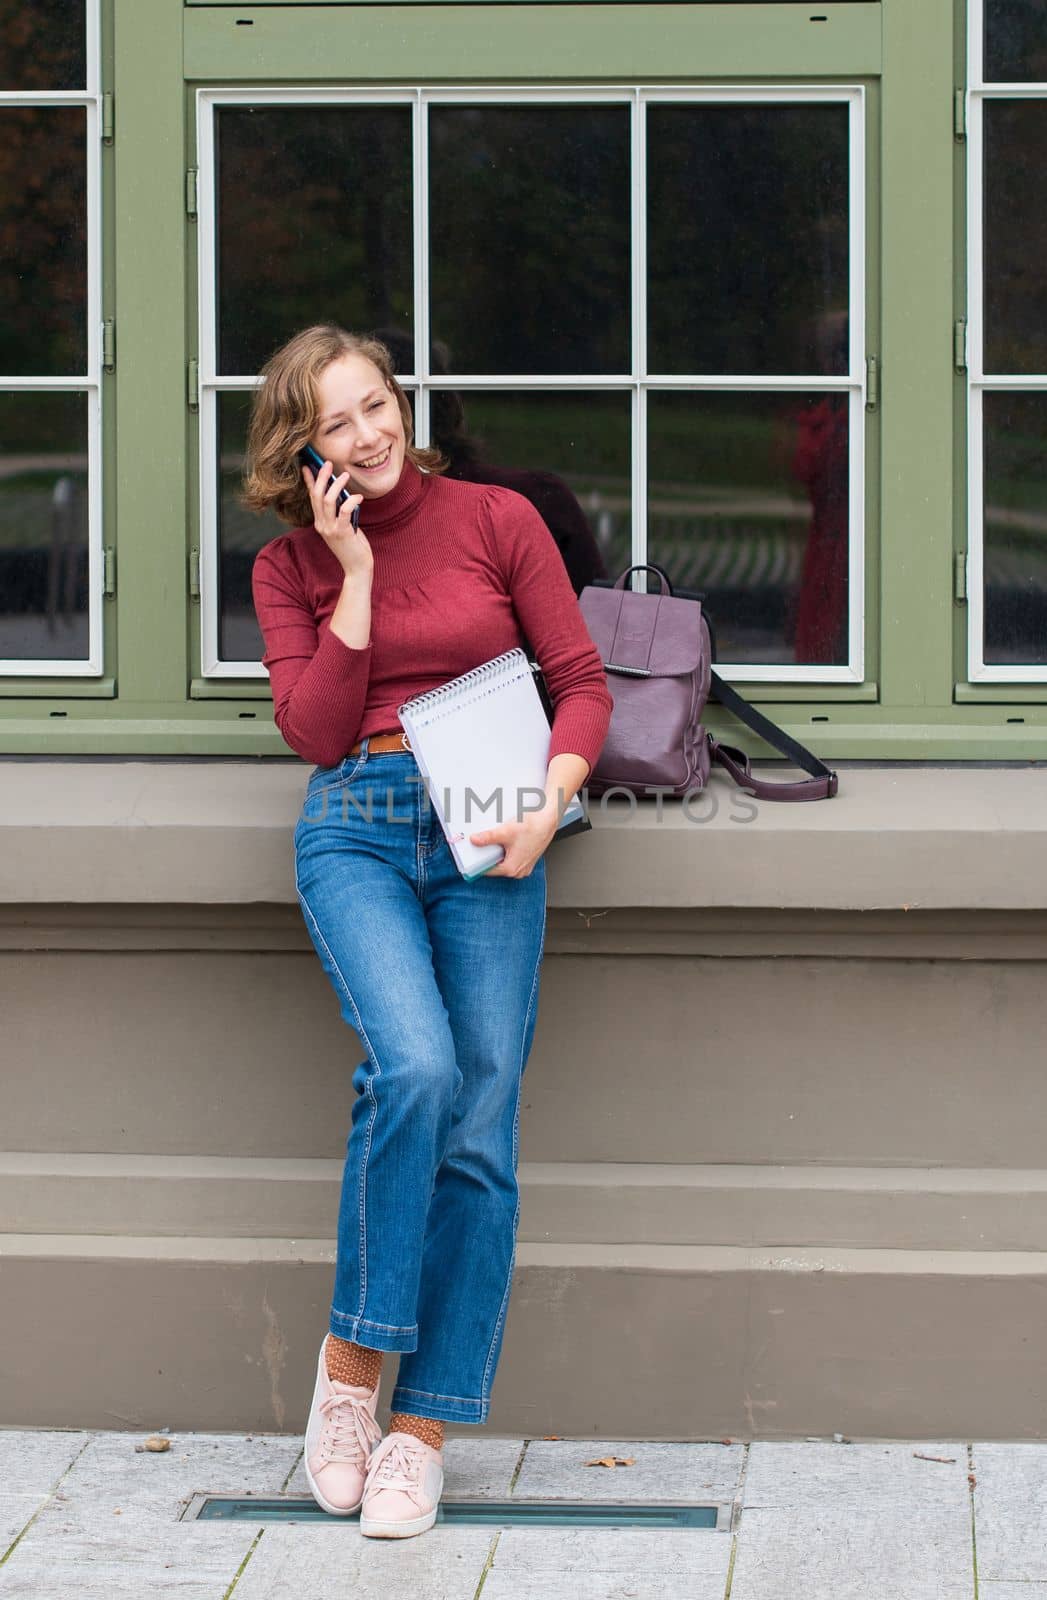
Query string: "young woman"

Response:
xmin=244 ymin=326 xmax=612 ymax=1539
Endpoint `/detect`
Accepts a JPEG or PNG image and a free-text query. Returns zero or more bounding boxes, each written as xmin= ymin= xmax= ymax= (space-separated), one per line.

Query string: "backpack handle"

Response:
xmin=612 ymin=563 xmax=673 ymax=595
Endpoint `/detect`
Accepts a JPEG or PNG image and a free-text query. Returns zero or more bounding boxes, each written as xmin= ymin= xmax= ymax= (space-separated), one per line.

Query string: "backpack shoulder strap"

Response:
xmin=708 ymin=669 xmax=838 ymax=801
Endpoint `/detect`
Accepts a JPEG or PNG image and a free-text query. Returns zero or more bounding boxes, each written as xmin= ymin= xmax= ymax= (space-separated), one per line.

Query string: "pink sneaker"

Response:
xmin=359 ymin=1430 xmax=445 ymax=1538
xmin=303 ymin=1335 xmax=383 ymax=1516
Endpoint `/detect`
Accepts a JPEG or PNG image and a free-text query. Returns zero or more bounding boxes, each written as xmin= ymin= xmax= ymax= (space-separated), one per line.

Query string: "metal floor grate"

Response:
xmin=188 ymin=1497 xmax=721 ymax=1529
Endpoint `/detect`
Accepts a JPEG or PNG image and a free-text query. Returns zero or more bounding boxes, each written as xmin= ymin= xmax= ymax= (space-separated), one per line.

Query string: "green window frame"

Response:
xmin=2 ymin=0 xmax=1042 ymax=760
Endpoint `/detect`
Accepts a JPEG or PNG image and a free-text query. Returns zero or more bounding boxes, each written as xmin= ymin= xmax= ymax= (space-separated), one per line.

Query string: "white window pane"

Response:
xmin=647 ymin=102 xmax=850 ymax=377
xmin=428 ymin=104 xmax=631 ymax=375
xmin=985 ymin=0 xmax=1047 ymax=82
xmin=648 ymin=390 xmax=850 ymax=667
xmin=215 ymin=105 xmax=414 ymax=377
xmin=0 ymin=106 xmax=87 ymax=376
xmin=0 ymin=391 xmax=90 ymax=662
xmin=983 ymin=390 xmax=1047 ymax=667
xmin=0 ymin=0 xmax=85 ymax=91
xmin=984 ymin=100 xmax=1047 ymax=374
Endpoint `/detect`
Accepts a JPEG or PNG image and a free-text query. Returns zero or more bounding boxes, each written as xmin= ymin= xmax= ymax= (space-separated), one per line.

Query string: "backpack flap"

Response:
xmin=579 ymin=585 xmax=706 ymax=680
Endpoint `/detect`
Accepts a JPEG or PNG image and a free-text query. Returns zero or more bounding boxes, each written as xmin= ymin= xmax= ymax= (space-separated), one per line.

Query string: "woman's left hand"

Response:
xmin=470 ymin=809 xmax=559 ymax=878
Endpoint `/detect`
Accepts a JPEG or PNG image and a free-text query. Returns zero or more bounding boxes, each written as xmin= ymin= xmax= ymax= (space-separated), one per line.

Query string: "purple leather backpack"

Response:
xmin=578 ymin=565 xmax=838 ymax=802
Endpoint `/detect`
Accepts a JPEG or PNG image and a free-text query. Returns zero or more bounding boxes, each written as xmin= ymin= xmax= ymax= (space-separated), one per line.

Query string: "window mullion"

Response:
xmin=632 ymin=88 xmax=645 ymax=580
xmin=415 ymin=89 xmax=430 ymax=448
xmin=966 ymin=75 xmax=985 ymax=680
xmin=633 ymin=382 xmax=646 ymax=580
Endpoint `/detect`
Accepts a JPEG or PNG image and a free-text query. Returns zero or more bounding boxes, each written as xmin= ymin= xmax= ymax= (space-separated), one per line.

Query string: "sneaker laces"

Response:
xmin=318 ymin=1388 xmax=383 ymax=1466
xmin=368 ymin=1435 xmax=432 ymax=1506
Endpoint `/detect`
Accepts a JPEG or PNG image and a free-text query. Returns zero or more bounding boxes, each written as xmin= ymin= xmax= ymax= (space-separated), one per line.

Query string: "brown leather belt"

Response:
xmin=348 ymin=728 xmax=413 ymax=756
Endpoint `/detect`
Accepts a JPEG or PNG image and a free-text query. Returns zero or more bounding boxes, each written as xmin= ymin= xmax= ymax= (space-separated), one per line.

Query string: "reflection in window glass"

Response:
xmin=983 ymin=392 xmax=1047 ymax=666
xmin=0 ymin=0 xmax=85 ymax=91
xmin=216 ymin=107 xmax=413 ymax=376
xmin=984 ymin=101 xmax=1047 ymax=374
xmin=0 ymin=107 xmax=87 ymax=376
xmin=218 ymin=391 xmax=284 ymax=662
xmin=431 ymin=390 xmax=626 ymax=592
xmin=985 ymin=0 xmax=1047 ymax=81
xmin=647 ymin=104 xmax=849 ymax=376
xmin=429 ymin=105 xmax=631 ymax=375
xmin=0 ymin=391 xmax=89 ymax=661
xmin=647 ymin=391 xmax=849 ymax=666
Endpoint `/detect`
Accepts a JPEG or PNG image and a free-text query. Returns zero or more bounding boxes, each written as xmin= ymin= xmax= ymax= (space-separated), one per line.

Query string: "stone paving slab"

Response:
xmin=478 ymin=1576 xmax=721 ymax=1600
xmin=727 ymin=1505 xmax=974 ymax=1600
xmin=0 ymin=1434 xmax=93 ymax=1564
xmin=971 ymin=1442 xmax=1047 ymax=1582
xmin=512 ymin=1439 xmax=744 ymax=1503
xmin=479 ymin=1526 xmax=733 ymax=1600
xmin=0 ymin=1496 xmax=53 ymax=1552
xmin=439 ymin=1436 xmax=528 ymax=1500
xmin=979 ymin=1588 xmax=1047 ymax=1598
xmin=0 ymin=1496 xmax=262 ymax=1599
xmin=744 ymin=1440 xmax=971 ymax=1509
xmin=226 ymin=1525 xmax=497 ymax=1600
xmin=0 ymin=1432 xmax=88 ymax=1500
xmin=55 ymin=1431 xmax=302 ymax=1512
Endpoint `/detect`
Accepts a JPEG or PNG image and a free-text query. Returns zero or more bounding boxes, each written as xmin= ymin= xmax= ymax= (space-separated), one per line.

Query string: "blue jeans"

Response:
xmin=292 ymin=738 xmax=547 ymax=1424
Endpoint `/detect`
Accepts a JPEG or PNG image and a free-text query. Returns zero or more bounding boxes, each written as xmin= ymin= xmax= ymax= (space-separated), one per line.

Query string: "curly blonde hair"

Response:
xmin=241 ymin=325 xmax=446 ymax=527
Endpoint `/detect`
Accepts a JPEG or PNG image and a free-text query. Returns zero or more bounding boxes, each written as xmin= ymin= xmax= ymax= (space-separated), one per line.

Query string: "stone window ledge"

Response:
xmin=1 ymin=760 xmax=1045 ymax=910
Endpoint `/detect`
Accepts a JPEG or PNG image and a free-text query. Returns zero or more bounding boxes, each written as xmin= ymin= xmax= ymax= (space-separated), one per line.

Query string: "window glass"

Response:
xmin=647 ymin=103 xmax=850 ymax=376
xmin=985 ymin=0 xmax=1047 ymax=82
xmin=984 ymin=100 xmax=1047 ymax=374
xmin=430 ymin=389 xmax=628 ymax=590
xmin=647 ymin=391 xmax=849 ymax=666
xmin=428 ymin=105 xmax=631 ymax=375
xmin=983 ymin=391 xmax=1047 ymax=666
xmin=0 ymin=107 xmax=87 ymax=376
xmin=216 ymin=106 xmax=414 ymax=376
xmin=0 ymin=0 xmax=85 ymax=91
xmin=0 ymin=391 xmax=89 ymax=661
xmin=217 ymin=391 xmax=281 ymax=662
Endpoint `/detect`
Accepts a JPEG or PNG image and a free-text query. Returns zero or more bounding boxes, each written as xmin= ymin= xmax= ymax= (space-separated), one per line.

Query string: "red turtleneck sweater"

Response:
xmin=251 ymin=461 xmax=614 ymax=773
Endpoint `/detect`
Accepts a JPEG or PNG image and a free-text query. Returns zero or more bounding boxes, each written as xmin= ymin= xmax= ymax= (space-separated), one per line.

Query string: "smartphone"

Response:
xmin=298 ymin=442 xmax=361 ymax=530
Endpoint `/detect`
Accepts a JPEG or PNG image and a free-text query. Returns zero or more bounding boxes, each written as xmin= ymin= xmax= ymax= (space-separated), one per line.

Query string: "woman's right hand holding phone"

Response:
xmin=303 ymin=459 xmax=372 ymax=582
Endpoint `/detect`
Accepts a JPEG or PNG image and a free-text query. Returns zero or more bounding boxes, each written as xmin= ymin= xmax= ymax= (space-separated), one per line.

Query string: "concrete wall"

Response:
xmin=4 ymin=760 xmax=1047 ymax=1438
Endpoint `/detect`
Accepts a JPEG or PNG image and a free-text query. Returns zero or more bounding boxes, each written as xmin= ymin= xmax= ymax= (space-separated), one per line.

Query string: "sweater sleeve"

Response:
xmin=481 ymin=486 xmax=613 ymax=778
xmin=251 ymin=539 xmax=373 ymax=768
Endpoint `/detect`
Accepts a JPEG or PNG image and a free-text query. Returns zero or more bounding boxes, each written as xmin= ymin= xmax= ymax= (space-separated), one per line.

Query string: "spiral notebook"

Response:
xmin=397 ymin=648 xmax=591 ymax=881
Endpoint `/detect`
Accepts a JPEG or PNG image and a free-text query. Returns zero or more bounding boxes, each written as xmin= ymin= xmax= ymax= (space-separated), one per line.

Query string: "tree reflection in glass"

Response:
xmin=428 ymin=104 xmax=630 ymax=376
xmin=216 ymin=106 xmax=414 ymax=376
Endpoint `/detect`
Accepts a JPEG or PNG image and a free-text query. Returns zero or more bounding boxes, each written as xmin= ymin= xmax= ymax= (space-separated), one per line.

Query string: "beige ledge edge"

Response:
xmin=0 ymin=759 xmax=1046 ymax=910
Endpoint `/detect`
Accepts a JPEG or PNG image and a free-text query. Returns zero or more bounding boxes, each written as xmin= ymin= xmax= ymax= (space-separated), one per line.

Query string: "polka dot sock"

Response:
xmin=389 ymin=1411 xmax=445 ymax=1451
xmin=325 ymin=1335 xmax=383 ymax=1391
